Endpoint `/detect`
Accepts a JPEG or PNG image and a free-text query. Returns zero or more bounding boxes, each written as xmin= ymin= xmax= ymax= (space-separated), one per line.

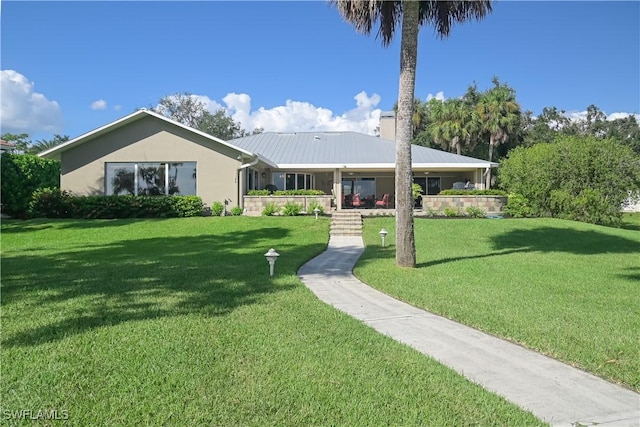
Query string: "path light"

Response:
xmin=379 ymin=228 xmax=388 ymax=247
xmin=264 ymin=248 xmax=280 ymax=277
xmin=313 ymin=207 xmax=320 ymax=220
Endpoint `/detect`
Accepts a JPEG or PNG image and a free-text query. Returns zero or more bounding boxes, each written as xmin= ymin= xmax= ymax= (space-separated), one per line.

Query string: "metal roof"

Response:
xmin=230 ymin=132 xmax=497 ymax=168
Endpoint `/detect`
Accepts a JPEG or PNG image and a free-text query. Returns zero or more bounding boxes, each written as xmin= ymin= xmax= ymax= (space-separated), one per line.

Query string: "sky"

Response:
xmin=1 ymin=1 xmax=639 ymax=142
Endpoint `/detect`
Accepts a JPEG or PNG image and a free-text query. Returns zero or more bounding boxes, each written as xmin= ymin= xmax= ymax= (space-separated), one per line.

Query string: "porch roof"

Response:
xmin=230 ymin=132 xmax=497 ymax=169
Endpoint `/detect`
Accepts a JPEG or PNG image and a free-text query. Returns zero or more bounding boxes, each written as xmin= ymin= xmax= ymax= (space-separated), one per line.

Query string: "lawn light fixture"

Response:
xmin=313 ymin=207 xmax=320 ymax=220
xmin=379 ymin=228 xmax=388 ymax=247
xmin=264 ymin=248 xmax=280 ymax=277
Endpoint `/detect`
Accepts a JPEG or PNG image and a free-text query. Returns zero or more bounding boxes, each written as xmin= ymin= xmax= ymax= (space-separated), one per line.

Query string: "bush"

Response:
xmin=28 ymin=193 xmax=204 ymax=219
xmin=500 ymin=135 xmax=640 ymax=226
xmin=273 ymin=190 xmax=325 ymax=196
xmin=247 ymin=190 xmax=270 ymax=196
xmin=282 ymin=202 xmax=303 ymax=216
xmin=503 ymin=193 xmax=533 ymax=218
xmin=307 ymin=200 xmax=324 ymax=215
xmin=439 ymin=189 xmax=508 ymax=196
xmin=230 ymin=206 xmax=243 ymax=216
xmin=1 ymin=154 xmax=60 ymax=218
xmin=261 ymin=202 xmax=280 ymax=216
xmin=443 ymin=207 xmax=463 ymax=217
xmin=465 ymin=206 xmax=486 ymax=218
xmin=211 ymin=201 xmax=224 ymax=216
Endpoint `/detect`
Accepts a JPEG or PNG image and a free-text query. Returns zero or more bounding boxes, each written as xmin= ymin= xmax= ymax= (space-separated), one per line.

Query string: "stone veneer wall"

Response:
xmin=243 ymin=195 xmax=333 ymax=216
xmin=421 ymin=195 xmax=507 ymax=213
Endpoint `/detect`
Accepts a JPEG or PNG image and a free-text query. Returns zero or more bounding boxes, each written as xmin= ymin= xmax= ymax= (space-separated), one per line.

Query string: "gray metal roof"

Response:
xmin=229 ymin=132 xmax=496 ymax=168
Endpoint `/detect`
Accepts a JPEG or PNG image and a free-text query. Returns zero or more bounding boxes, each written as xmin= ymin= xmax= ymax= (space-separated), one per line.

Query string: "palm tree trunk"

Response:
xmin=395 ymin=0 xmax=419 ymax=268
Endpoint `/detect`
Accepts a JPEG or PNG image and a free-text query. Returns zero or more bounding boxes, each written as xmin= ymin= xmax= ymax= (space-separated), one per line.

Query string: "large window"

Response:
xmin=273 ymin=172 xmax=313 ymax=191
xmin=105 ymin=162 xmax=196 ymax=196
xmin=245 ymin=168 xmax=259 ymax=192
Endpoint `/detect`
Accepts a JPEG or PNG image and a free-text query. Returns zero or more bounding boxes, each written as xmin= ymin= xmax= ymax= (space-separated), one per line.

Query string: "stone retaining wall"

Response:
xmin=243 ymin=195 xmax=333 ymax=216
xmin=421 ymin=195 xmax=507 ymax=213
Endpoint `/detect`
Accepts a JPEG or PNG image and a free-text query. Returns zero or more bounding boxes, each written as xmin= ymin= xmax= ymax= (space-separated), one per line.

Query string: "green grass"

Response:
xmin=622 ymin=212 xmax=640 ymax=230
xmin=357 ymin=217 xmax=640 ymax=392
xmin=1 ymin=217 xmax=543 ymax=426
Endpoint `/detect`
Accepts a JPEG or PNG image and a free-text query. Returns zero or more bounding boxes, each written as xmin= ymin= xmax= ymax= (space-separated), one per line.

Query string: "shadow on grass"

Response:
xmin=0 ymin=218 xmax=145 ymax=233
xmin=403 ymin=225 xmax=640 ymax=268
xmin=2 ymin=224 xmax=327 ymax=347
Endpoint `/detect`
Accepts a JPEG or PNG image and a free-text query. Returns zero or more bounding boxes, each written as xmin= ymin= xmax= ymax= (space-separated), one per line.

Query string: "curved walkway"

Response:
xmin=298 ymin=235 xmax=640 ymax=427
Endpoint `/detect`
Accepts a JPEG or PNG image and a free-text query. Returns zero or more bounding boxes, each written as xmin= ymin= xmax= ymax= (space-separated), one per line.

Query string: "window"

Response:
xmin=245 ymin=168 xmax=259 ymax=192
xmin=105 ymin=162 xmax=196 ymax=196
xmin=273 ymin=172 xmax=313 ymax=191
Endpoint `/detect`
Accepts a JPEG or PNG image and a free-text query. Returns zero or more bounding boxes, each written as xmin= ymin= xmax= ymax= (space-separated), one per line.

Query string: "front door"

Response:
xmin=427 ymin=177 xmax=441 ymax=195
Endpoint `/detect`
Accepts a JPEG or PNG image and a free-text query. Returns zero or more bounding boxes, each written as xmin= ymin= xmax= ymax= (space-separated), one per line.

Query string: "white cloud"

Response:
xmin=606 ymin=112 xmax=640 ymax=121
xmin=565 ymin=110 xmax=640 ymax=122
xmin=219 ymin=91 xmax=382 ymax=135
xmin=114 ymin=105 xmax=122 ymax=111
xmin=90 ymin=99 xmax=107 ymax=110
xmin=426 ymin=91 xmax=446 ymax=102
xmin=0 ymin=70 xmax=63 ymax=135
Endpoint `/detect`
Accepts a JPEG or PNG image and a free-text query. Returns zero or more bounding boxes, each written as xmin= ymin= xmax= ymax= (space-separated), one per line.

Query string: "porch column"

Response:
xmin=333 ymin=168 xmax=342 ymax=210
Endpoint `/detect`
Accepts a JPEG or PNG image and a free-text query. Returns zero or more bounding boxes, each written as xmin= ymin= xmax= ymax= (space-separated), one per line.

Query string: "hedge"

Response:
xmin=1 ymin=154 xmax=60 ymax=218
xmin=28 ymin=189 xmax=205 ymax=219
xmin=247 ymin=189 xmax=325 ymax=196
xmin=438 ymin=189 xmax=508 ymax=196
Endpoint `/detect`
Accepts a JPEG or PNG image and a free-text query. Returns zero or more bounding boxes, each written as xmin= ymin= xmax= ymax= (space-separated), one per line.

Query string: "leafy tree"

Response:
xmin=152 ymin=93 xmax=247 ymax=140
xmin=476 ymin=76 xmax=521 ymax=188
xmin=499 ymin=135 xmax=640 ymax=226
xmin=332 ymin=0 xmax=492 ymax=268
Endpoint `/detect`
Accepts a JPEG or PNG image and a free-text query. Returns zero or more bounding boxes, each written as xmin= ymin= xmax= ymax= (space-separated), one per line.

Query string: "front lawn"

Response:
xmin=1 ymin=218 xmax=542 ymax=426
xmin=357 ymin=217 xmax=640 ymax=392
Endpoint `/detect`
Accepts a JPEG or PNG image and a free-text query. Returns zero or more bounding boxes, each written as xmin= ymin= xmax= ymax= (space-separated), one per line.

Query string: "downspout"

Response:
xmin=237 ymin=154 xmax=260 ymax=210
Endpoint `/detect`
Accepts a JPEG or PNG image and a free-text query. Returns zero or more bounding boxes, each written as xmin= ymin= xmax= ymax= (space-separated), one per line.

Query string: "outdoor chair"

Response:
xmin=375 ymin=194 xmax=390 ymax=208
xmin=351 ymin=193 xmax=365 ymax=208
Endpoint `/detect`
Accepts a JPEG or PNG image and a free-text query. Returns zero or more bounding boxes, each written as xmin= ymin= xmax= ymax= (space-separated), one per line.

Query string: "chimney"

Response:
xmin=379 ymin=111 xmax=396 ymax=141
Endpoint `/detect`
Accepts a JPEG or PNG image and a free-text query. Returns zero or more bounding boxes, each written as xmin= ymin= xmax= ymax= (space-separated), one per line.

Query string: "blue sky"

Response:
xmin=2 ymin=1 xmax=639 ymax=141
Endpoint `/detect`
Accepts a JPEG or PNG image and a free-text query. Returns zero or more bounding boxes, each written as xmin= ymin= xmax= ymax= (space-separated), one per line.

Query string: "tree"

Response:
xmin=427 ymin=97 xmax=475 ymax=155
xmin=29 ymin=134 xmax=70 ymax=154
xmin=500 ymin=135 xmax=640 ymax=226
xmin=332 ymin=0 xmax=492 ymax=267
xmin=152 ymin=93 xmax=247 ymax=140
xmin=476 ymin=76 xmax=521 ymax=188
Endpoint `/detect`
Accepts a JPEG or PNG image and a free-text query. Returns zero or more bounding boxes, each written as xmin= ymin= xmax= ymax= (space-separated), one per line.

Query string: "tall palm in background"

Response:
xmin=428 ymin=98 xmax=476 ymax=155
xmin=476 ymin=77 xmax=521 ymax=188
xmin=331 ymin=0 xmax=492 ymax=267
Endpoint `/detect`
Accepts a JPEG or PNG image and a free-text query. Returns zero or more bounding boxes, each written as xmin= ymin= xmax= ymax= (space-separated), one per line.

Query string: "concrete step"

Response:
xmin=330 ymin=212 xmax=363 ymax=236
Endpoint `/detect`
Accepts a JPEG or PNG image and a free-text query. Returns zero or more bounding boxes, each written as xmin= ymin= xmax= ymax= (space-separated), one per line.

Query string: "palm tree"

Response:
xmin=332 ymin=0 xmax=492 ymax=267
xmin=476 ymin=77 xmax=521 ymax=188
xmin=428 ymin=98 xmax=475 ymax=155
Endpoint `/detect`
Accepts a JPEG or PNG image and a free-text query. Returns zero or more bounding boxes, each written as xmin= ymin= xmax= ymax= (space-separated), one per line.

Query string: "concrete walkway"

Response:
xmin=298 ymin=235 xmax=640 ymax=427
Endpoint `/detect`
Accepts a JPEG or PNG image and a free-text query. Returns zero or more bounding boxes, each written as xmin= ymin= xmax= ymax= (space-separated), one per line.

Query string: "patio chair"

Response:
xmin=375 ymin=194 xmax=390 ymax=208
xmin=351 ymin=193 xmax=365 ymax=208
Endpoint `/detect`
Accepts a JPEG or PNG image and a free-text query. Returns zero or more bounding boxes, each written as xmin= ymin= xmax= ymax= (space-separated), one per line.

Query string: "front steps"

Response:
xmin=330 ymin=211 xmax=363 ymax=236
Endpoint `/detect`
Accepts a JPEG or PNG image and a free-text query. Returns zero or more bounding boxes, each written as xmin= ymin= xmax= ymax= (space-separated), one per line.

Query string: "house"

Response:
xmin=0 ymin=139 xmax=16 ymax=154
xmin=39 ymin=109 xmax=497 ymax=211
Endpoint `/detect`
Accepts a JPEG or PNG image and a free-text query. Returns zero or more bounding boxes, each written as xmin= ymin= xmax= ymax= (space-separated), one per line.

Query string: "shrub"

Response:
xmin=261 ymin=202 xmax=280 ymax=216
xmin=465 ymin=206 xmax=486 ymax=218
xmin=1 ymin=154 xmax=60 ymax=218
xmin=247 ymin=189 xmax=270 ymax=196
xmin=282 ymin=202 xmax=303 ymax=216
xmin=443 ymin=207 xmax=463 ymax=217
xmin=307 ymin=200 xmax=324 ymax=215
xmin=28 ymin=188 xmax=72 ymax=218
xmin=500 ymin=135 xmax=640 ymax=226
xmin=439 ymin=189 xmax=508 ymax=196
xmin=28 ymin=194 xmax=204 ymax=219
xmin=230 ymin=206 xmax=243 ymax=216
xmin=273 ymin=190 xmax=325 ymax=196
xmin=211 ymin=201 xmax=224 ymax=216
xmin=503 ymin=193 xmax=533 ymax=218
